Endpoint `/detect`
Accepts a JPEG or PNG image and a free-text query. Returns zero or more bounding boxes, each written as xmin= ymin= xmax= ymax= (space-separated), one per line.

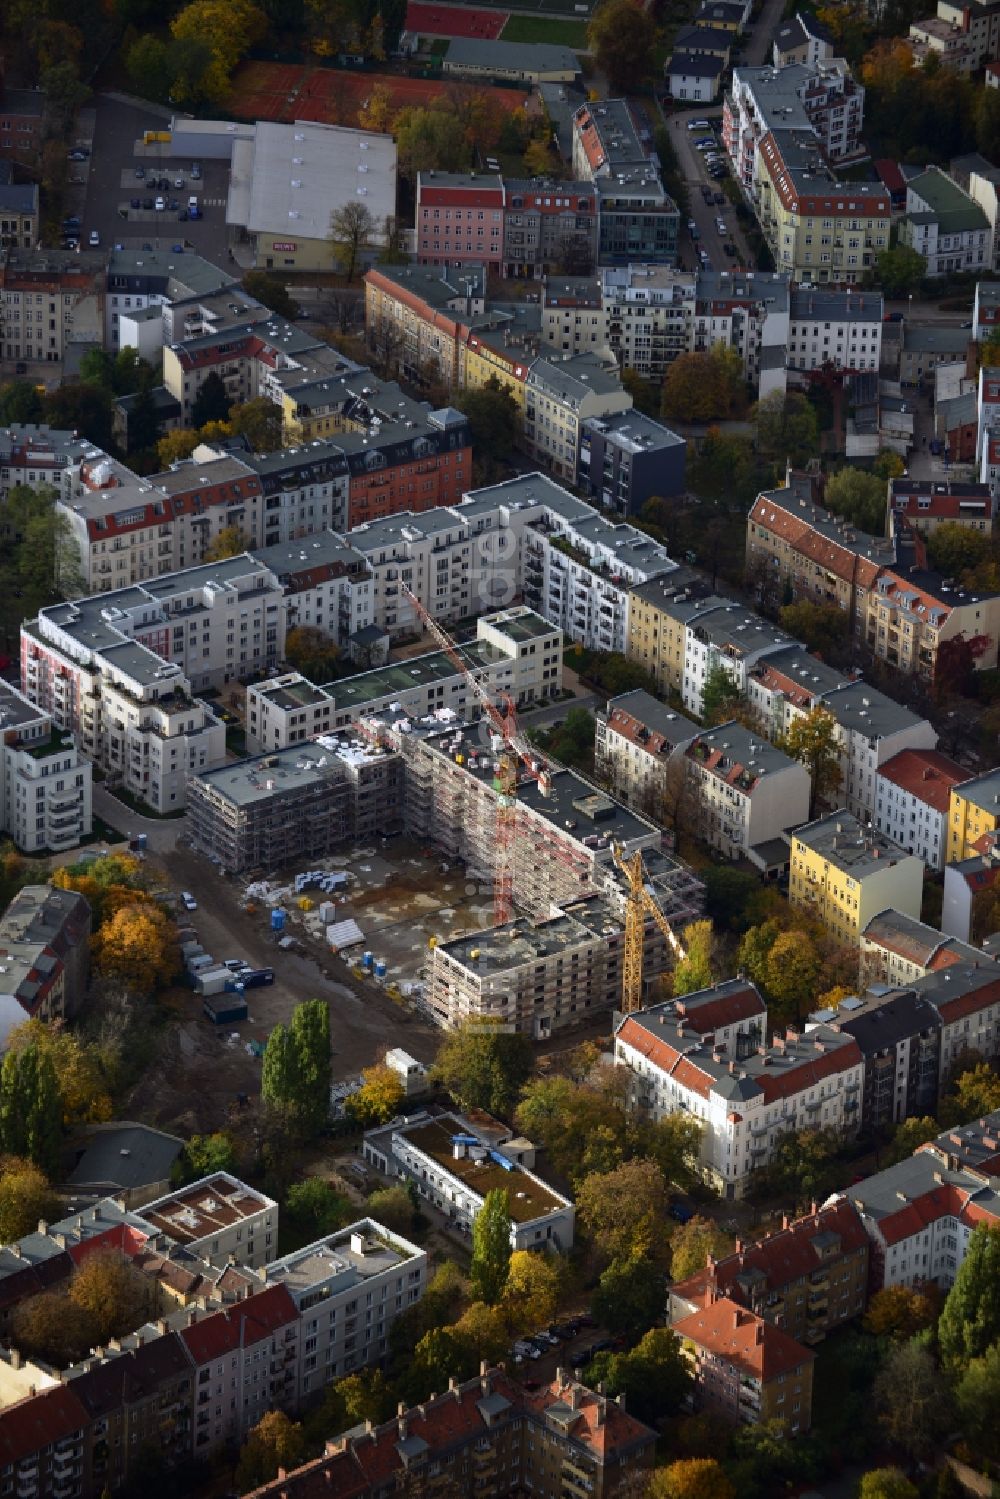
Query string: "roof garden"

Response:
xmin=400 ymin=1117 xmax=566 ymax=1223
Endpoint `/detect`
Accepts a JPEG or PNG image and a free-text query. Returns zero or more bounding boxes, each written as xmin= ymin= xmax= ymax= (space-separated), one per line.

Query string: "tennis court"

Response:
xmin=405 ymin=2 xmax=508 ymax=38
xmin=230 ymin=61 xmax=529 ymax=126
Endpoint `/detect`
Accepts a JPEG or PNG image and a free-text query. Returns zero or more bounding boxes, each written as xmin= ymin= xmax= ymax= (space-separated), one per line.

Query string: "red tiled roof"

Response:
xmin=616 ymin=1016 xmax=713 ymax=1100
xmin=673 ymin=1200 xmax=868 ymax=1306
xmin=674 ymin=1296 xmax=814 ymax=1381
xmin=756 ymin=1036 xmax=863 ymax=1104
xmin=930 ymin=972 xmax=1000 ymax=1025
xmin=749 ymin=493 xmax=883 ymax=590
xmin=179 ymin=1285 xmax=298 ymax=1364
xmin=0 ymin=1385 xmax=90 ymax=1466
xmin=67 ymin=1222 xmax=148 ymax=1267
xmin=675 ymin=984 xmax=766 ymax=1034
xmin=874 ymin=1182 xmax=975 ymax=1246
xmin=877 ymin=748 xmax=968 ymax=814
xmin=875 ymin=158 xmax=906 ymax=193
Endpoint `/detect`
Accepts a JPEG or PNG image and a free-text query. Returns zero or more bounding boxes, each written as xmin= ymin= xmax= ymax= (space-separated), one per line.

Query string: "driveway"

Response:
xmin=92 ymin=783 xmax=185 ymax=855
xmin=664 ymin=106 xmax=750 ymax=272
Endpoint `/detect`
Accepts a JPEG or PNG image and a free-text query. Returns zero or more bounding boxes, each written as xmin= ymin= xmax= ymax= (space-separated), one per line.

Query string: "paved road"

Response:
xmin=666 ymin=107 xmax=749 ymax=272
xmin=745 ymin=0 xmax=787 ymax=66
xmin=93 ymin=784 xmax=186 ymax=854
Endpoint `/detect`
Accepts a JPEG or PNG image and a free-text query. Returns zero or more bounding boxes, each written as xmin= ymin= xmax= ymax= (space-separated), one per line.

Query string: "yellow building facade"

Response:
xmin=947 ymin=773 xmax=1000 ymax=864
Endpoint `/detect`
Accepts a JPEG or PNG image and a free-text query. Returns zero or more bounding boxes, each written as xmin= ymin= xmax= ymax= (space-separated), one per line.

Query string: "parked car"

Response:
xmin=690 ymin=224 xmax=700 ymax=240
xmin=134 ymin=165 xmax=146 ymax=179
xmin=716 ymin=217 xmax=726 ymax=233
xmin=67 ymin=148 xmax=88 ymax=161
xmin=173 ymin=176 xmax=185 ymax=189
xmin=129 ymin=197 xmax=141 ymax=209
xmin=154 ymin=196 xmax=165 ymax=211
xmin=687 ymin=118 xmax=710 ymax=130
xmin=181 ymin=891 xmax=198 ymax=910
xmin=191 ymin=162 xmax=202 ymax=179
xmin=62 ymin=215 xmax=81 ymax=228
xmin=88 ymin=230 xmax=100 ymax=247
xmin=534 ymin=1330 xmax=559 ymax=1347
xmin=724 ymin=241 xmax=738 ymax=255
xmin=669 ymin=1199 xmax=694 ymax=1224
xmin=142 ymin=197 xmax=154 ymax=210
xmin=168 ymin=198 xmax=179 ymax=211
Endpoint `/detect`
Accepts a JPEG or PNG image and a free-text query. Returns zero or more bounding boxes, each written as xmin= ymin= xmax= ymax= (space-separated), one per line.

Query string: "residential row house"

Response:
xmin=0 ymin=883 xmax=91 ymax=1049
xmin=873 ymin=746 xmax=968 ymax=871
xmin=860 ymin=907 xmax=988 ymax=989
xmin=788 ymin=810 xmax=925 ymax=945
xmin=681 ymin=720 xmax=810 ymax=860
xmin=673 ymin=1298 xmax=815 ymax=1434
xmin=415 ymin=171 xmax=600 ymax=280
xmin=0 ymin=248 xmax=105 ymax=366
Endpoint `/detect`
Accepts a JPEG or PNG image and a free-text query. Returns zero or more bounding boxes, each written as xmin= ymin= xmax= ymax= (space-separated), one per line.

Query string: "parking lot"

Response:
xmin=667 ymin=106 xmax=751 ymax=272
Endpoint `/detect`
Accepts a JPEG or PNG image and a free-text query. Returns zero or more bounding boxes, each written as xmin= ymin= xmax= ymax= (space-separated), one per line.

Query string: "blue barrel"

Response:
xmin=136 ymin=833 xmax=147 ymax=851
xmin=362 ymin=951 xmax=374 ymax=971
xmin=374 ymin=960 xmax=387 ymax=979
xmin=271 ymin=907 xmax=286 ymax=933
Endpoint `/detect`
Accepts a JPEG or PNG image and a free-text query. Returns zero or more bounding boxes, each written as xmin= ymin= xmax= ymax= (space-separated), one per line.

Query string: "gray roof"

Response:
xmin=582 ymin=410 xmax=685 ymax=452
xmin=603 ymin=688 xmax=698 ymax=746
xmin=790 ymin=287 xmax=884 ymax=323
xmin=445 ymin=38 xmax=581 ymax=73
xmin=822 ymin=988 xmax=941 ymax=1055
xmin=688 ymin=718 xmax=802 ymax=781
xmin=790 ymin=810 xmax=914 ymax=874
xmin=675 ymin=24 xmax=734 ymax=50
xmin=106 ymin=247 xmax=238 ymax=299
xmin=252 ymin=530 xmax=367 ymax=580
xmin=229 ymin=120 xmax=396 ymax=242
xmin=68 ymin=1124 xmax=184 ymax=1193
xmin=0 ymin=181 xmax=38 ymax=216
xmin=668 ymin=51 xmax=725 ymax=77
xmin=526 ymin=352 xmax=624 ymax=404
xmin=951 ymin=768 xmax=1000 ymax=813
xmin=903 ymin=325 xmax=971 ymax=354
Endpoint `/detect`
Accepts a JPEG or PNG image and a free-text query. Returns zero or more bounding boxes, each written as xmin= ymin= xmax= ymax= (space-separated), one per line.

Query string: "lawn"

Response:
xmin=499 ymin=14 xmax=590 ymax=46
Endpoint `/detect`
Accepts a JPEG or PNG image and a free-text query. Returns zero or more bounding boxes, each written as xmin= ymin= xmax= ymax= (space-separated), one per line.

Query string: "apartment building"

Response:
xmin=414 ymin=171 xmax=504 ymax=273
xmin=571 ymin=100 xmax=680 ymax=265
xmin=900 ymin=167 xmax=993 ymax=277
xmin=949 ymin=768 xmax=1000 ymax=864
xmin=139 ymin=1174 xmax=278 ymax=1271
xmin=973 ymin=279 xmax=1000 ymax=341
xmin=263 ymin=1221 xmax=426 ymax=1398
xmin=810 ymin=681 xmax=938 ymax=823
xmin=773 ymin=11 xmax=835 ymax=65
xmin=615 ymin=997 xmax=864 ymax=1198
xmin=860 ymin=908 xmax=987 ymax=988
xmin=0 ymin=248 xmax=105 ymax=365
xmin=649 ymin=980 xmax=769 ymax=1055
xmin=0 ymin=884 xmax=91 ymax=1048
xmin=691 ymin=269 xmax=792 ymax=391
xmin=625 ymin=579 xmax=731 ymax=695
xmin=0 ymin=174 xmax=38 ymax=252
xmin=0 ymin=681 xmax=93 ymax=854
xmin=181 ymin=1285 xmax=301 ymax=1456
xmin=249 ymin=535 xmax=370 ymax=663
xmin=523 ymin=353 xmax=632 ymax=484
xmin=540 ymin=276 xmax=609 ymax=359
xmin=243 ymin=1367 xmax=657 ymax=1499
xmin=725 ymin=60 xmax=866 ymax=194
xmin=682 ymin=721 xmax=811 ymax=859
xmin=594 ymin=689 xmax=698 ymax=813
xmin=502 ymin=178 xmax=599 ymax=280
xmin=814 ymin=988 xmax=942 ymax=1132
xmin=680 ymin=602 xmax=794 ymax=717
xmin=364 ymin=261 xmax=487 ymax=390
xmin=908 ymin=14 xmax=978 ymax=68
xmin=103 ymin=246 xmax=241 ymax=350
xmin=597 ymin=264 xmax=692 ymax=377
xmin=865 ymin=562 xmax=1000 ymax=680
xmin=874 ymin=747 xmax=968 ymax=870
xmin=845 ymin=1112 xmax=1000 ymax=1291
xmin=787 ymin=287 xmax=883 ymax=375
xmin=788 ymin=811 xmax=924 ymax=943
xmin=579 ymin=411 xmax=687 ymax=514
xmin=942 ymin=827 xmax=1000 ymax=939
xmin=669 ymin=1198 xmax=869 ymax=1345
xmin=673 ymin=1298 xmax=815 ymax=1433
xmin=744 ymin=644 xmax=847 ymax=741
xmin=746 ymin=476 xmax=895 ymax=629
xmin=0 ymin=88 xmax=44 ymax=167
xmin=888 ymin=477 xmax=995 ymax=538
xmin=365 ymin=1111 xmax=574 ymax=1249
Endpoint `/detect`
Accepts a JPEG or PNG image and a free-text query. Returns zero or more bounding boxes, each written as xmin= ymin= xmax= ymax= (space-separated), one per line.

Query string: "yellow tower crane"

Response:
xmin=611 ymin=842 xmax=687 ymax=1014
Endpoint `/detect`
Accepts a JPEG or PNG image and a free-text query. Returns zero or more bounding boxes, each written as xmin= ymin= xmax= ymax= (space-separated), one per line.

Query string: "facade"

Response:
xmin=666 ymin=52 xmax=725 ymax=101
xmin=522 ymin=354 xmax=631 ymax=485
xmin=901 ymin=167 xmax=993 ymax=278
xmin=669 ymin=1198 xmax=869 ymax=1345
xmin=242 ymin=1367 xmax=656 ymax=1499
xmin=103 ymin=246 xmax=240 ymax=350
xmin=889 ymin=477 xmax=995 ymax=537
xmin=948 ymin=769 xmax=1000 ymax=862
xmin=0 ymin=248 xmax=104 ymax=365
xmin=974 ymin=280 xmax=1000 ymax=341
xmin=0 ymin=680 xmax=93 ymax=854
xmin=615 ymin=990 xmax=864 ymax=1199
xmin=789 ymin=811 xmax=924 ymax=942
xmin=625 ymin=579 xmax=731 ymax=696
xmin=594 ymin=689 xmax=698 ymax=813
xmin=682 ymin=721 xmax=811 ymax=860
xmin=0 ymin=176 xmax=38 ymax=252
xmin=0 ymin=884 xmax=91 ymax=1049
xmin=363 ymin=1110 xmax=575 ymax=1250
xmin=942 ymin=831 xmax=1000 ymax=941
xmin=874 ymin=747 xmax=968 ymax=870
xmin=579 ymin=411 xmax=686 ymax=514
xmin=815 ymin=988 xmax=942 ymax=1132
xmin=139 ymin=1174 xmax=278 ymax=1271
xmin=807 ymin=680 xmax=938 ymax=823
xmin=680 ymin=602 xmax=794 ymax=717
xmin=673 ymin=1297 xmax=815 ymax=1433
xmin=502 ymin=178 xmax=598 ymax=281
xmin=0 ymin=89 xmax=44 ymax=166
xmin=725 ymin=60 xmax=866 ymax=187
xmin=772 ymin=12 xmax=834 ymax=65
xmin=416 ymin=173 xmax=506 ymax=274
xmin=787 ymin=287 xmax=883 ymax=375
xmin=571 ymin=100 xmax=680 ymax=266
xmin=860 ymin=908 xmax=988 ymax=989
xmin=442 ymin=38 xmax=580 ymax=84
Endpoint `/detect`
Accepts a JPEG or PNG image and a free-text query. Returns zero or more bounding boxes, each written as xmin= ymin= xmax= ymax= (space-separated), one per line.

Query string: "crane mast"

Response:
xmin=611 ymin=842 xmax=687 ymax=1014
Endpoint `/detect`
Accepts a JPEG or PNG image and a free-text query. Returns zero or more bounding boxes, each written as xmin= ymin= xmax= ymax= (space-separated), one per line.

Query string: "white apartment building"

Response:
xmin=264 ymin=1220 xmax=427 ymax=1398
xmin=813 ymin=682 xmax=938 ymax=822
xmin=787 ymin=286 xmax=883 ymax=376
xmin=0 ymin=681 xmax=92 ymax=853
xmin=615 ymin=997 xmax=864 ymax=1199
xmin=859 ymin=908 xmax=986 ymax=989
xmin=599 ymin=265 xmax=694 ymax=378
xmin=681 ymin=603 xmax=795 ymax=716
xmin=363 ymin=1111 xmax=575 ymax=1250
xmin=594 ymin=688 xmax=698 ymax=813
xmin=137 ymin=1173 xmax=279 ymax=1271
xmin=250 ymin=531 xmax=375 ymax=649
xmin=103 ymin=245 xmax=242 ymax=351
xmin=182 ymin=1285 xmax=301 ymax=1456
xmin=900 ymin=167 xmax=993 ymax=278
xmin=873 ymin=747 xmax=967 ymax=871
xmin=690 ymin=270 xmax=791 ymax=395
xmin=724 ymin=59 xmax=866 ymax=189
xmin=683 ymin=720 xmax=811 ymax=859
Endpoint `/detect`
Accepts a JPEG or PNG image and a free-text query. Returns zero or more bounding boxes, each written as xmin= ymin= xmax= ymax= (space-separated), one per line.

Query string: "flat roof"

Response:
xmin=265 ymin=1219 xmax=419 ymax=1300
xmin=398 ymin=1116 xmax=567 ymax=1222
xmin=138 ymin=1173 xmax=275 ymax=1244
xmin=438 ymin=894 xmax=624 ymax=975
xmin=446 ymin=38 xmax=580 ymax=72
xmin=583 ymin=410 xmax=685 ymax=452
xmin=192 ymin=736 xmax=385 ymax=807
xmin=230 ymin=120 xmax=396 ymax=242
xmin=791 ymin=810 xmax=913 ymax=874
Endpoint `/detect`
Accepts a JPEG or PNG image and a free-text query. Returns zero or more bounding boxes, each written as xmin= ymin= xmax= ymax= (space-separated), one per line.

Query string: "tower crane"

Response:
xmin=401 ymin=587 xmax=551 ymax=926
xmin=611 ymin=842 xmax=687 ymax=1015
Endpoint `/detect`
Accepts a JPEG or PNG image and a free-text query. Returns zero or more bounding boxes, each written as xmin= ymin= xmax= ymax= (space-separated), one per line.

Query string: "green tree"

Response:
xmin=859 ymin=1471 xmax=919 ymax=1499
xmin=289 ymin=998 xmax=332 ymax=1138
xmin=764 ymin=928 xmax=822 ymax=1023
xmin=648 ymin=1458 xmax=735 ymax=1499
xmin=502 ymin=1250 xmax=561 ymax=1331
xmin=736 ymin=918 xmax=781 ymax=989
xmin=78 ymin=347 xmax=115 ymax=389
xmin=344 ymin=1063 xmax=405 ymax=1128
xmin=576 ymin=1158 xmax=669 ymax=1264
xmin=939 ymin=1062 xmax=1000 ymax=1125
xmin=41 ymin=60 xmax=88 ymax=134
xmin=243 ymin=270 xmax=299 ymax=320
xmin=174 ymin=1132 xmax=237 ymax=1184
xmin=587 ymin=0 xmax=655 ymax=93
xmin=0 ymin=1044 xmax=61 ymax=1175
xmin=778 ymin=600 xmax=849 ymax=654
xmin=939 ymin=1223 xmax=1000 ymax=1369
xmin=260 ymin=1022 xmax=298 ymax=1117
xmin=284 ymin=624 xmax=340 ymax=682
xmin=235 ymin=1411 xmax=305 ymax=1493
xmin=432 ymin=1021 xmax=534 ymax=1118
xmin=700 ymin=663 xmax=746 ymax=726
xmin=284 ymin=1178 xmax=353 ymax=1241
xmin=752 ymin=390 xmax=819 ymax=467
xmin=470 ymin=1189 xmax=512 ymax=1305
xmin=758 ymin=1127 xmax=841 ymax=1209
xmin=673 ymin=920 xmax=714 ymax=998
xmin=955 ymin=1340 xmax=1000 ymax=1463
xmin=457 ymin=377 xmax=520 ymax=485
xmin=689 ymin=430 xmax=758 ymax=509
xmin=228 ymin=397 xmax=283 ymax=453
xmin=191 ymin=371 xmax=230 ymax=428
xmin=330 ymin=201 xmax=375 ymax=282
xmin=592 ymin=1252 xmax=664 ymax=1339
xmin=780 ymin=706 xmax=842 ymax=818
xmin=874 ymin=1339 xmax=953 ymax=1461
xmin=875 ymin=244 xmax=926 ymax=297
xmin=365 ymin=1184 xmax=418 ymax=1236
xmin=590 ymin=1327 xmax=692 ymax=1428
xmin=0 ymin=1157 xmax=59 ymax=1243
xmin=125 ymin=33 xmax=174 ymax=101
xmin=669 ymin=1217 xmax=735 ymax=1283
xmin=394 ymin=104 xmax=468 ymax=179
xmin=885 ymin=1115 xmax=938 ymax=1166
xmin=0 ymin=381 xmax=43 ymax=425
xmin=44 ymin=382 xmax=113 ymax=449
xmin=874 ymin=449 xmax=906 ymax=481
xmin=926 ymin=521 xmax=992 ymax=578
xmin=823 ymin=466 xmax=887 ymax=534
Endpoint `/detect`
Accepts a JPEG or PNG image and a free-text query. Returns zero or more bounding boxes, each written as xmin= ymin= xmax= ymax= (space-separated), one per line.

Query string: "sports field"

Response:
xmin=405 ymin=2 xmax=508 ymax=38
xmin=499 ymin=14 xmax=589 ymax=44
xmin=230 ymin=61 xmax=529 ymax=125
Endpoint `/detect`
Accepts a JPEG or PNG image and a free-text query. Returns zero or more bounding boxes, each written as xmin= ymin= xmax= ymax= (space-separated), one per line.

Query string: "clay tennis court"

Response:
xmin=405 ymin=2 xmax=508 ymax=38
xmin=230 ymin=61 xmax=527 ymax=124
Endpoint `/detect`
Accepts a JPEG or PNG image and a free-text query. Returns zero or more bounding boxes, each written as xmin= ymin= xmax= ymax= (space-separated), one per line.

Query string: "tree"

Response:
xmin=174 ymin=1132 xmax=237 ymax=1184
xmin=523 ymin=137 xmax=557 ymax=177
xmin=191 ymin=372 xmax=230 ymax=429
xmin=0 ymin=1157 xmax=59 ymax=1243
xmin=669 ymin=1217 xmax=735 ymax=1283
xmin=7 ymin=1020 xmax=113 ymax=1127
xmin=700 ymin=664 xmax=746 ymax=727
xmin=592 ymin=1252 xmax=664 ymax=1339
xmin=885 ymin=1115 xmax=938 ymax=1166
xmin=11 ymin=1289 xmax=96 ymax=1367
xmin=204 ymin=525 xmax=249 ymax=562
xmin=452 ymin=1299 xmax=509 ymax=1366
xmin=874 ymin=449 xmax=906 ymax=481
xmin=457 ymin=378 xmax=520 ymax=485
xmin=243 ymin=270 xmax=299 ymax=320
xmin=330 ymin=201 xmax=375 ymax=282
xmin=673 ymin=921 xmax=715 ymax=998
xmin=125 ymin=32 xmax=174 ymax=101
xmin=470 ymin=1189 xmax=512 ymax=1305
xmin=644 ymin=1112 xmax=704 ymax=1192
xmin=757 ymin=1127 xmax=841 ymax=1209
xmin=78 ymin=347 xmax=115 ymax=389
xmin=863 ymin=1284 xmax=941 ymax=1341
xmin=41 ymin=61 xmax=88 ymax=135
xmin=365 ymin=1184 xmax=417 ymax=1236
xmin=43 ymin=382 xmax=113 ymax=449
xmin=284 ymin=624 xmax=341 ymax=682
xmin=587 ymin=0 xmax=655 ymax=91
xmin=229 ymin=396 xmax=284 ymax=453
xmin=926 ymin=521 xmax=992 ymax=579
xmin=662 ymin=346 xmax=745 ymax=425
xmin=778 ymin=601 xmax=848 ymax=654
xmin=858 ymin=1471 xmax=918 ymax=1499
xmin=344 ymin=1063 xmax=404 ymax=1128
xmin=752 ymin=390 xmax=820 ymax=467
xmin=780 ymin=706 xmax=842 ymax=818
xmin=939 ymin=1062 xmax=1000 ymax=1126
xmin=935 ymin=630 xmax=992 ymax=700
xmin=433 ymin=1022 xmax=534 ymax=1118
xmin=289 ymin=999 xmax=332 ymax=1138
xmin=955 ymin=1340 xmax=1000 ymax=1463
xmin=0 ymin=1044 xmax=62 ymax=1175
xmin=875 ymin=245 xmax=926 ymax=298
xmin=261 ymin=1023 xmax=299 ymax=1118
xmin=358 ymin=81 xmax=394 ymax=132
xmin=938 ymin=1222 xmax=1000 ymax=1369
xmin=284 ymin=1177 xmax=353 ymax=1240
xmin=395 ymin=104 xmax=468 ymax=179
xmin=590 ymin=1327 xmax=692 ymax=1428
xmin=235 ymin=1411 xmax=305 ymax=1493
xmin=156 ymin=429 xmax=201 ymax=466
xmin=764 ymin=929 xmax=822 ymax=1024
xmin=170 ymin=0 xmax=267 ymax=103
xmin=0 ymin=380 xmax=43 ymax=425
xmin=823 ymin=467 xmax=887 ymax=534
xmin=69 ymin=1251 xmax=156 ymax=1342
xmin=648 ymin=1458 xmax=735 ymax=1499
xmin=874 ymin=1339 xmax=953 ymax=1461
xmin=576 ymin=1159 xmax=669 ymax=1264
xmin=502 ymin=1250 xmax=561 ymax=1331
xmin=92 ymin=903 xmax=179 ymax=995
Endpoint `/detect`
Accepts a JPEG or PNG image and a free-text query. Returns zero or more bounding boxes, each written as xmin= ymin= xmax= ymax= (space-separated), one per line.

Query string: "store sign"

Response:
xmin=272 ymin=241 xmax=297 ymax=251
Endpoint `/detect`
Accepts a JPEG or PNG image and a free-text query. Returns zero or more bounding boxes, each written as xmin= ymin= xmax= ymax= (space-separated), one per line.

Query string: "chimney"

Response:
xmin=10 ymin=1349 xmax=22 ymax=1370
xmin=781 ymin=1214 xmax=789 ymax=1230
xmin=37 ymin=1220 xmax=48 ymax=1235
xmin=398 ymin=1402 xmax=407 ymax=1417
